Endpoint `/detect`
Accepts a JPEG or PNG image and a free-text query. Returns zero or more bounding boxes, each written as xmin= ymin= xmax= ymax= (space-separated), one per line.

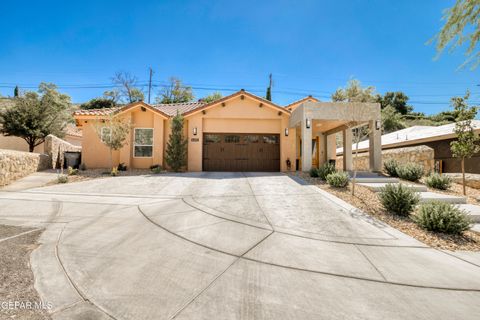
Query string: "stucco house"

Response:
xmin=74 ymin=90 xmax=382 ymax=172
xmin=337 ymin=121 xmax=480 ymax=173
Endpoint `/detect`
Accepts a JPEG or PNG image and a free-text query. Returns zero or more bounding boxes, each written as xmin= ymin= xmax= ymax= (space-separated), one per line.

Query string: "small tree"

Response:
xmin=157 ymin=77 xmax=194 ymax=104
xmin=95 ymin=114 xmax=131 ymax=171
xmin=333 ymin=79 xmax=377 ymax=196
xmin=450 ymin=92 xmax=480 ymax=195
xmin=0 ymin=82 xmax=71 ymax=152
xmin=381 ymin=106 xmax=406 ymax=133
xmin=165 ymin=112 xmax=188 ymax=172
xmin=14 ymin=85 xmax=19 ymax=97
xmin=80 ymin=98 xmax=116 ymax=110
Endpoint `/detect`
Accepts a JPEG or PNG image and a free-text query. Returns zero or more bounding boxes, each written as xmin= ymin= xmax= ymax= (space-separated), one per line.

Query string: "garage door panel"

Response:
xmin=203 ymin=133 xmax=280 ymax=172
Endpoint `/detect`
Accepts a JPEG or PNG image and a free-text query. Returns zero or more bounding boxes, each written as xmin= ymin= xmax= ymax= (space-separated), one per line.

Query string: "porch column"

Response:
xmin=342 ymin=129 xmax=353 ymax=171
xmin=301 ymin=118 xmax=312 ymax=171
xmin=369 ymin=119 xmax=382 ymax=171
xmin=326 ymin=133 xmax=337 ymax=161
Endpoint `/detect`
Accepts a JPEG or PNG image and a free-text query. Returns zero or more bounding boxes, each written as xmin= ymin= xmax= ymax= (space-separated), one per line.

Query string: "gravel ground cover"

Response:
xmin=0 ymin=225 xmax=50 ymax=320
xmin=291 ymin=172 xmax=480 ymax=251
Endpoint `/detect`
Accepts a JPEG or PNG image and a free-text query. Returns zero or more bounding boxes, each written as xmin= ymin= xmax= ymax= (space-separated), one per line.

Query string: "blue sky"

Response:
xmin=0 ymin=0 xmax=478 ymax=114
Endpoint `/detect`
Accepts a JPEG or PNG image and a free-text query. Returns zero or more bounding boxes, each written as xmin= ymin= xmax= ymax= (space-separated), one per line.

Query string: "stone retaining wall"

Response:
xmin=44 ymin=134 xmax=82 ymax=169
xmin=0 ymin=149 xmax=50 ymax=186
xmin=336 ymin=145 xmax=435 ymax=172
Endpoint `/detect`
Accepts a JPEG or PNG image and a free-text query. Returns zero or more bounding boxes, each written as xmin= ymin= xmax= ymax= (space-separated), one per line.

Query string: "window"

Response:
xmin=244 ymin=135 xmax=259 ymax=143
xmin=134 ymin=128 xmax=153 ymax=157
xmin=225 ymin=135 xmax=240 ymax=143
xmin=204 ymin=134 xmax=221 ymax=144
xmin=101 ymin=127 xmax=111 ymax=143
xmin=263 ymin=135 xmax=279 ymax=144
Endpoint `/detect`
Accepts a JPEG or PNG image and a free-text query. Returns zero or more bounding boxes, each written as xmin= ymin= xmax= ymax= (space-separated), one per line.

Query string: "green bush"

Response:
xmin=150 ymin=164 xmax=163 ymax=174
xmin=111 ymin=167 xmax=119 ymax=176
xmin=57 ymin=174 xmax=68 ymax=184
xmin=117 ymin=163 xmax=128 ymax=171
xmin=79 ymin=163 xmax=87 ymax=171
xmin=326 ymin=171 xmax=349 ymax=188
xmin=384 ymin=159 xmax=399 ymax=177
xmin=67 ymin=166 xmax=78 ymax=176
xmin=378 ymin=183 xmax=420 ymax=216
xmin=413 ymin=201 xmax=471 ymax=234
xmin=317 ymin=163 xmax=337 ymax=180
xmin=309 ymin=168 xmax=319 ymax=178
xmin=424 ymin=173 xmax=452 ymax=190
xmin=396 ymin=163 xmax=424 ymax=182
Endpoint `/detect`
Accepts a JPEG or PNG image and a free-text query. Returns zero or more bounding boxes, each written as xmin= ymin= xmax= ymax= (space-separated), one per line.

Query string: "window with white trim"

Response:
xmin=101 ymin=127 xmax=111 ymax=143
xmin=134 ymin=128 xmax=153 ymax=157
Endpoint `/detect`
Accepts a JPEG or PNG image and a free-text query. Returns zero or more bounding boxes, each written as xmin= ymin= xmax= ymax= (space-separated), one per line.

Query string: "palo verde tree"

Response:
xmin=95 ymin=113 xmax=131 ymax=171
xmin=333 ymin=79 xmax=379 ymax=196
xmin=432 ymin=0 xmax=480 ymax=69
xmin=165 ymin=112 xmax=188 ymax=172
xmin=157 ymin=77 xmax=194 ymax=104
xmin=450 ymin=92 xmax=480 ymax=195
xmin=0 ymin=82 xmax=71 ymax=152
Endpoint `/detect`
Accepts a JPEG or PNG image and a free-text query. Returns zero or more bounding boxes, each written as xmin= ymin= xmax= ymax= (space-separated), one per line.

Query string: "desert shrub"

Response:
xmin=309 ymin=168 xmax=319 ymax=178
xmin=378 ymin=183 xmax=420 ymax=216
xmin=396 ymin=163 xmax=424 ymax=182
xmin=79 ymin=163 xmax=87 ymax=171
xmin=384 ymin=159 xmax=399 ymax=177
xmin=111 ymin=167 xmax=119 ymax=176
xmin=326 ymin=171 xmax=349 ymax=188
xmin=150 ymin=164 xmax=163 ymax=174
xmin=57 ymin=174 xmax=68 ymax=184
xmin=318 ymin=163 xmax=337 ymax=180
xmin=117 ymin=163 xmax=127 ymax=171
xmin=67 ymin=166 xmax=78 ymax=175
xmin=424 ymin=173 xmax=452 ymax=190
xmin=413 ymin=201 xmax=471 ymax=234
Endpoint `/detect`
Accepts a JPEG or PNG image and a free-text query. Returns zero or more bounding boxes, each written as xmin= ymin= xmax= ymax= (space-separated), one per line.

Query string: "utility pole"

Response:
xmin=147 ymin=67 xmax=154 ymax=104
xmin=266 ymin=73 xmax=273 ymax=101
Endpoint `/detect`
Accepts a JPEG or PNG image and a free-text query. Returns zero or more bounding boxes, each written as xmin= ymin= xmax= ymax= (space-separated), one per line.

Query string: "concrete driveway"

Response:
xmin=0 ymin=172 xmax=479 ymax=319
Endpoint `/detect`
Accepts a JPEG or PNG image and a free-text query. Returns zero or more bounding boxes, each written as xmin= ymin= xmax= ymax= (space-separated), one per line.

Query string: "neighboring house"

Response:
xmin=0 ymin=97 xmax=82 ymax=153
xmin=336 ymin=121 xmax=480 ymax=173
xmin=74 ymin=89 xmax=382 ymax=172
xmin=0 ymin=124 xmax=82 ymax=153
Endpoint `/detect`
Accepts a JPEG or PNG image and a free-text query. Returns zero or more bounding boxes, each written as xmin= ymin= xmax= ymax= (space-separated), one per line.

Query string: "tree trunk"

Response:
xmin=110 ymin=149 xmax=114 ymax=171
xmin=29 ymin=143 xmax=34 ymax=152
xmin=462 ymin=157 xmax=466 ymax=196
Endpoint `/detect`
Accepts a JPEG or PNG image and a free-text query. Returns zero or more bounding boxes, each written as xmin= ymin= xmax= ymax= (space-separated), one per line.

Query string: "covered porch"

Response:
xmin=289 ymin=101 xmax=382 ymax=172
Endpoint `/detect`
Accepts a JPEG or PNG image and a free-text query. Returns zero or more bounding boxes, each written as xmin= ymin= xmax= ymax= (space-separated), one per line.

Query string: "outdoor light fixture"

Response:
xmin=193 ymin=127 xmax=198 ymax=136
xmin=375 ymin=119 xmax=381 ymax=130
xmin=285 ymin=128 xmax=289 ymax=136
xmin=306 ymin=119 xmax=311 ymax=129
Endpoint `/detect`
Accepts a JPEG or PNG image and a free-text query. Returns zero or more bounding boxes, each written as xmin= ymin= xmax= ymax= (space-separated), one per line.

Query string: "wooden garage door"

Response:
xmin=203 ymin=133 xmax=280 ymax=172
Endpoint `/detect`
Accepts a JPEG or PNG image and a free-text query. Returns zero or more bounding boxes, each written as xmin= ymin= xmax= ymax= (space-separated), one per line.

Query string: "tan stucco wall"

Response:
xmin=0 ymin=135 xmax=45 ymax=153
xmin=185 ymin=96 xmax=296 ymax=172
xmin=80 ymin=106 xmax=165 ymax=169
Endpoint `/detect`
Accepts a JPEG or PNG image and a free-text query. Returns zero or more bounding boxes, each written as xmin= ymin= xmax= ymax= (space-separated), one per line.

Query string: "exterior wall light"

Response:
xmin=193 ymin=127 xmax=198 ymax=136
xmin=306 ymin=119 xmax=311 ymax=129
xmin=285 ymin=128 xmax=289 ymax=136
xmin=375 ymin=119 xmax=381 ymax=130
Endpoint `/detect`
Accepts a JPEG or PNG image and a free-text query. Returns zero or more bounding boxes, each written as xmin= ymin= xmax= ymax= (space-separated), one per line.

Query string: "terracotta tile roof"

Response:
xmin=153 ymin=102 xmax=206 ymax=116
xmin=64 ymin=124 xmax=83 ymax=137
xmin=73 ymin=107 xmax=118 ymax=116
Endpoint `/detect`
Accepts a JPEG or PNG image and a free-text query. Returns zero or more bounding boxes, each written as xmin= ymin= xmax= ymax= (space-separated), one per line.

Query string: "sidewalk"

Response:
xmin=1 ymin=171 xmax=58 ymax=191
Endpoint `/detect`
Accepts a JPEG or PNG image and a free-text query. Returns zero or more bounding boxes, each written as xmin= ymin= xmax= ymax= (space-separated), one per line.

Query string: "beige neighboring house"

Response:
xmin=0 ymin=97 xmax=82 ymax=153
xmin=73 ymin=89 xmax=382 ymax=172
xmin=337 ymin=121 xmax=480 ymax=173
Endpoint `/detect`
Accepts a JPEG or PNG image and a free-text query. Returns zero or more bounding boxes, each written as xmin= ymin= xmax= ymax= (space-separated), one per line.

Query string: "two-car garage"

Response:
xmin=202 ymin=133 xmax=280 ymax=172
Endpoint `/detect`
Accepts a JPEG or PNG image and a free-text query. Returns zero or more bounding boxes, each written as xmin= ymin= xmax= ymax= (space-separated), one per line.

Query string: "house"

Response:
xmin=336 ymin=121 xmax=480 ymax=173
xmin=74 ymin=90 xmax=382 ymax=172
